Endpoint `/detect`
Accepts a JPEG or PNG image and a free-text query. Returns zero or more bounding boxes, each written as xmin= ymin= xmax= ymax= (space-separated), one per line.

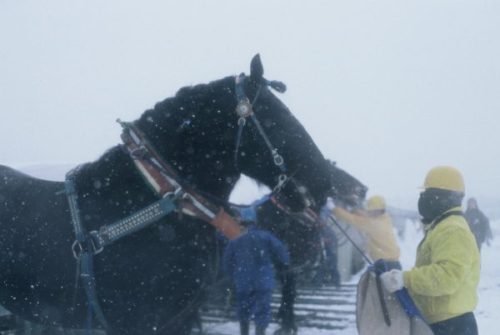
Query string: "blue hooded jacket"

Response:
xmin=223 ymin=227 xmax=290 ymax=292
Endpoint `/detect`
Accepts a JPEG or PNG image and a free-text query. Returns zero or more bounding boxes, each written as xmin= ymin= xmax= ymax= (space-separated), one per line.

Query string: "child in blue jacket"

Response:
xmin=223 ymin=225 xmax=290 ymax=335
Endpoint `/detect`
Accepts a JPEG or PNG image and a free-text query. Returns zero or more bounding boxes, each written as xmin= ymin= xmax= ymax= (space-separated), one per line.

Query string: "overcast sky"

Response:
xmin=1 ymin=0 xmax=499 ymax=209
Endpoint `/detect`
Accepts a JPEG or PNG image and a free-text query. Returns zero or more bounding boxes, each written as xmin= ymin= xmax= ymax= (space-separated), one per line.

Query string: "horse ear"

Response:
xmin=250 ymin=54 xmax=264 ymax=80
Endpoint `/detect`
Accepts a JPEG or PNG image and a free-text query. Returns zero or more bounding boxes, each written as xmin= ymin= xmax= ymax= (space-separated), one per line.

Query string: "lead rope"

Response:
xmin=328 ymin=213 xmax=391 ymax=326
xmin=328 ymin=214 xmax=372 ymax=264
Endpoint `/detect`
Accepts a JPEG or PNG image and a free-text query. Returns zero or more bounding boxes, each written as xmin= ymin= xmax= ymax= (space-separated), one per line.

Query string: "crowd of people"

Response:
xmin=217 ymin=165 xmax=492 ymax=335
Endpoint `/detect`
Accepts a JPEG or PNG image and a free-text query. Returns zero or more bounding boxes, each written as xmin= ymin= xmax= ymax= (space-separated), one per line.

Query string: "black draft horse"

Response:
xmin=0 ymin=55 xmax=334 ymax=335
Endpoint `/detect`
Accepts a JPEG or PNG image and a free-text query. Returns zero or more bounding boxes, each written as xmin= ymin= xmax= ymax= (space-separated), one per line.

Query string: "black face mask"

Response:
xmin=418 ymin=188 xmax=464 ymax=224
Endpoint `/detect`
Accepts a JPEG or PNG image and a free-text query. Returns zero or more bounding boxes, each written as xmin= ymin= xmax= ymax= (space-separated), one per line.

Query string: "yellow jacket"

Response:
xmin=333 ymin=207 xmax=400 ymax=262
xmin=403 ymin=208 xmax=480 ymax=324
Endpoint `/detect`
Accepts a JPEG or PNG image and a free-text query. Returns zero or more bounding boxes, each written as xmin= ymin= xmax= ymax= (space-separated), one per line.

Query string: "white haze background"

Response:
xmin=1 ymin=0 xmax=500 ymax=212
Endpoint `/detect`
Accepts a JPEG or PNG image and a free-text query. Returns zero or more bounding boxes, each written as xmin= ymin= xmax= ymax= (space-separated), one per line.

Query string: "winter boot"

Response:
xmin=239 ymin=321 xmax=250 ymax=335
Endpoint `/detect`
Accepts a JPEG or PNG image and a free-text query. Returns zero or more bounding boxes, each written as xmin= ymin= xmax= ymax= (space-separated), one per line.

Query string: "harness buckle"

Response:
xmin=71 ymin=232 xmax=104 ymax=260
xmin=273 ymin=152 xmax=284 ymax=166
xmin=89 ymin=231 xmax=104 ymax=255
xmin=235 ymin=99 xmax=253 ymax=118
xmin=164 ymin=187 xmax=184 ymax=201
xmin=273 ymin=174 xmax=288 ymax=192
xmin=71 ymin=240 xmax=83 ymax=260
xmin=130 ymin=146 xmax=148 ymax=159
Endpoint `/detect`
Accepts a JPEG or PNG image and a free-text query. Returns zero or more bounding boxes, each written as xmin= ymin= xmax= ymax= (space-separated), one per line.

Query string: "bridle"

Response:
xmin=233 ymin=73 xmax=315 ymax=209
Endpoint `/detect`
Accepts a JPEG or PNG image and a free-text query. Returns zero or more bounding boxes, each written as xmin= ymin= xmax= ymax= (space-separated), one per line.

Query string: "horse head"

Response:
xmin=235 ymin=55 xmax=334 ymax=212
xmin=327 ymin=160 xmax=367 ymax=209
xmin=254 ymin=160 xmax=367 ymax=268
xmin=135 ymin=54 xmax=332 ymax=213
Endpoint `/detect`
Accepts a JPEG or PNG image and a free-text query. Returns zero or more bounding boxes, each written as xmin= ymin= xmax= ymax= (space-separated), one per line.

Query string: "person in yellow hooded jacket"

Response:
xmin=380 ymin=166 xmax=480 ymax=335
xmin=332 ymin=195 xmax=401 ymax=268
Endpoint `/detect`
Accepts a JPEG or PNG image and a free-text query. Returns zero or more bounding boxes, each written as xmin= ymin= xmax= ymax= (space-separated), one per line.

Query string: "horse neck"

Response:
xmin=75 ymin=146 xmax=150 ymax=197
xmin=134 ymin=79 xmax=241 ymax=201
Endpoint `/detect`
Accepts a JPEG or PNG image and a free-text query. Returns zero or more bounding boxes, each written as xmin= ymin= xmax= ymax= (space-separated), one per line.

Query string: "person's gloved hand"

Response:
xmin=380 ymin=269 xmax=404 ymax=293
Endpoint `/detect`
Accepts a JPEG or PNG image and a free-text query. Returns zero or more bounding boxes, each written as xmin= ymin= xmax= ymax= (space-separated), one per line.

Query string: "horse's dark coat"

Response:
xmin=0 ymin=56 xmax=336 ymax=334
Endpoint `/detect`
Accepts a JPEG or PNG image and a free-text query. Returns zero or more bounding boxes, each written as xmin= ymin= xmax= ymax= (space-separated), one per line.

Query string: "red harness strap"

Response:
xmin=120 ymin=121 xmax=242 ymax=240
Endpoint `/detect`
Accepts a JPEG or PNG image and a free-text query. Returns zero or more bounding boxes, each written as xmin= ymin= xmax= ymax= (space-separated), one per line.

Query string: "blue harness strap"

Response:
xmin=233 ymin=74 xmax=288 ymax=187
xmin=65 ymin=170 xmax=180 ymax=334
xmin=65 ymin=173 xmax=109 ymax=333
xmin=395 ymin=288 xmax=426 ymax=320
xmin=92 ymin=194 xmax=178 ymax=250
xmin=371 ymin=259 xmax=428 ymax=323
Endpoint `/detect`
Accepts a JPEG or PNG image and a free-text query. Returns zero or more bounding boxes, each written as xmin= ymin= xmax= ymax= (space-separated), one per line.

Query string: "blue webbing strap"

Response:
xmin=80 ymin=252 xmax=108 ymax=333
xmin=65 ymin=173 xmax=109 ymax=333
xmin=233 ymin=74 xmax=287 ymax=180
xmin=371 ymin=260 xmax=428 ymax=323
xmin=395 ymin=288 xmax=426 ymax=320
xmin=95 ymin=195 xmax=177 ymax=249
xmin=65 ymin=169 xmax=180 ymax=333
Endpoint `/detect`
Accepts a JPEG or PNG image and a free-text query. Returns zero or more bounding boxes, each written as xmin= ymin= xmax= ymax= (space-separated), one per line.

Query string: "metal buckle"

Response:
xmin=71 ymin=240 xmax=83 ymax=260
xmin=89 ymin=231 xmax=104 ymax=255
xmin=130 ymin=146 xmax=148 ymax=159
xmin=273 ymin=151 xmax=284 ymax=167
xmin=273 ymin=174 xmax=288 ymax=192
xmin=71 ymin=233 xmax=104 ymax=260
xmin=164 ymin=187 xmax=184 ymax=200
xmin=235 ymin=99 xmax=253 ymax=118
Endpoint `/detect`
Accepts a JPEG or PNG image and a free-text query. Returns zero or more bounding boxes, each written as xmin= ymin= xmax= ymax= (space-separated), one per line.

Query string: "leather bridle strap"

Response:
xmin=233 ymin=74 xmax=288 ymax=192
xmin=119 ymin=121 xmax=242 ymax=240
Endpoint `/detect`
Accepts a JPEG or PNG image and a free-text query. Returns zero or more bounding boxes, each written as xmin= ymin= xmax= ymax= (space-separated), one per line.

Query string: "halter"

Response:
xmin=234 ymin=74 xmax=288 ymax=191
xmin=234 ymin=74 xmax=314 ymax=208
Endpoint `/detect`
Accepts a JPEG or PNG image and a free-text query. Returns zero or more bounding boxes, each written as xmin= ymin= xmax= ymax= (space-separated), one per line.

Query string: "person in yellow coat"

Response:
xmin=332 ymin=195 xmax=401 ymax=268
xmin=380 ymin=166 xmax=480 ymax=335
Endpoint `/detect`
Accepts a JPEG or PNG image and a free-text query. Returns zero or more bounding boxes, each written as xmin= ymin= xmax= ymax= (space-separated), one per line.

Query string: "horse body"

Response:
xmin=0 ymin=56 xmax=335 ymax=334
xmin=0 ymin=148 xmax=214 ymax=333
xmin=0 ymin=166 xmax=77 ymax=325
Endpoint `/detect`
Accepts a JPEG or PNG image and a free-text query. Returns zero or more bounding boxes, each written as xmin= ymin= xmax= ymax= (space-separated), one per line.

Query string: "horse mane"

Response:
xmin=140 ymin=76 xmax=235 ymax=126
xmin=71 ymin=76 xmax=241 ymax=218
